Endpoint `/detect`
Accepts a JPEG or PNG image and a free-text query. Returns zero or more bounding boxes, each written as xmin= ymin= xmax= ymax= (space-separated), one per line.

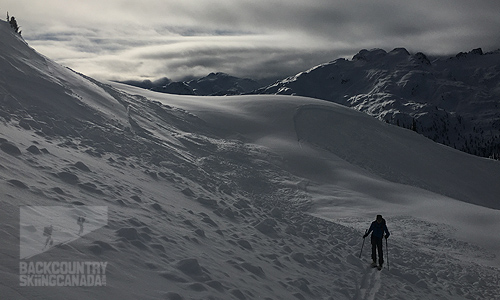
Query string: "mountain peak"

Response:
xmin=412 ymin=52 xmax=431 ymax=65
xmin=205 ymin=72 xmax=231 ymax=78
xmin=389 ymin=47 xmax=410 ymax=56
xmin=352 ymin=48 xmax=388 ymax=61
xmin=122 ymin=72 xmax=261 ymax=96
xmin=455 ymin=47 xmax=483 ymax=59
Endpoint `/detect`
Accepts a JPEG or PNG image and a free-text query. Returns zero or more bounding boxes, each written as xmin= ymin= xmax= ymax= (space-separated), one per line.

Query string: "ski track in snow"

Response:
xmin=354 ymin=267 xmax=381 ymax=300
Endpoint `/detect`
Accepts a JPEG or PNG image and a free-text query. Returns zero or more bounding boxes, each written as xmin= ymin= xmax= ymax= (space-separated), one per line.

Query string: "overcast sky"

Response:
xmin=4 ymin=0 xmax=500 ymax=81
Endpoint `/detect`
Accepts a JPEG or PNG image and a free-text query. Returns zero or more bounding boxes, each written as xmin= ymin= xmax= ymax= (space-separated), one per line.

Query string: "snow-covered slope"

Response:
xmin=1 ymin=20 xmax=500 ymax=300
xmin=256 ymin=48 xmax=500 ymax=159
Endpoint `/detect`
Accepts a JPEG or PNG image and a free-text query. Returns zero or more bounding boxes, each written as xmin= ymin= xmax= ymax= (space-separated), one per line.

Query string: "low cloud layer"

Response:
xmin=4 ymin=0 xmax=500 ymax=81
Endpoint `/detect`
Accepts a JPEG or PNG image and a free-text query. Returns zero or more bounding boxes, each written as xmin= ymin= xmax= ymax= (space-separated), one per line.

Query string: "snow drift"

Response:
xmin=1 ymin=19 xmax=500 ymax=300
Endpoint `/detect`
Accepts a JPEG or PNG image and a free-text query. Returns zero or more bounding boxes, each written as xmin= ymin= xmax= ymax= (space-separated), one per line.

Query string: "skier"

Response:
xmin=363 ymin=215 xmax=390 ymax=269
xmin=43 ymin=225 xmax=54 ymax=249
xmin=77 ymin=216 xmax=85 ymax=235
xmin=9 ymin=16 xmax=19 ymax=33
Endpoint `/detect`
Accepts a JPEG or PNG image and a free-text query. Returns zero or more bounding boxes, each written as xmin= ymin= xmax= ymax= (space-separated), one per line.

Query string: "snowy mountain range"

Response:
xmin=120 ymin=72 xmax=264 ymax=96
xmin=2 ymin=19 xmax=500 ymax=300
xmin=125 ymin=47 xmax=500 ymax=160
xmin=255 ymin=47 xmax=500 ymax=159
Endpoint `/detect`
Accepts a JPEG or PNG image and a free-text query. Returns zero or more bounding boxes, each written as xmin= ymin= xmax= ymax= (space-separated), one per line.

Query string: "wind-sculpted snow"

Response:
xmin=1 ymin=20 xmax=500 ymax=299
xmin=294 ymin=105 xmax=500 ymax=209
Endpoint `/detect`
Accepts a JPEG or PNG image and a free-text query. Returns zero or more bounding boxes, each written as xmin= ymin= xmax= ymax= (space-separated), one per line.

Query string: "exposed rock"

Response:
xmin=57 ymin=171 xmax=79 ymax=184
xmin=8 ymin=179 xmax=28 ymax=188
xmin=116 ymin=227 xmax=139 ymax=241
xmin=74 ymin=161 xmax=91 ymax=171
xmin=1 ymin=141 xmax=21 ymax=156
xmin=255 ymin=218 xmax=278 ymax=236
xmin=26 ymin=145 xmax=41 ymax=154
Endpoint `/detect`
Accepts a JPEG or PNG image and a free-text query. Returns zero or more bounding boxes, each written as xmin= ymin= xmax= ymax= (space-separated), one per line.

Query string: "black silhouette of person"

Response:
xmin=77 ymin=216 xmax=85 ymax=235
xmin=43 ymin=225 xmax=53 ymax=249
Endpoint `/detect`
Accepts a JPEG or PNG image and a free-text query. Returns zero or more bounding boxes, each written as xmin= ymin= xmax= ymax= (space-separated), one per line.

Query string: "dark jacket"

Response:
xmin=367 ymin=219 xmax=390 ymax=239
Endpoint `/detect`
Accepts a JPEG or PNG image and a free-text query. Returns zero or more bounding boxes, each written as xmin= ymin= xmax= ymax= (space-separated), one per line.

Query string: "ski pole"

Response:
xmin=385 ymin=237 xmax=389 ymax=270
xmin=359 ymin=229 xmax=368 ymax=258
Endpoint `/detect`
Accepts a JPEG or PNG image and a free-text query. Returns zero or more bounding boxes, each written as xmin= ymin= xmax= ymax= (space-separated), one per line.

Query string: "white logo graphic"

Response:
xmin=20 ymin=206 xmax=108 ymax=259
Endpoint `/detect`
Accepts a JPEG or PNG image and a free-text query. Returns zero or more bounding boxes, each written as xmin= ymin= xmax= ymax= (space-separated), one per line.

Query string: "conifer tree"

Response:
xmin=9 ymin=15 xmax=20 ymax=34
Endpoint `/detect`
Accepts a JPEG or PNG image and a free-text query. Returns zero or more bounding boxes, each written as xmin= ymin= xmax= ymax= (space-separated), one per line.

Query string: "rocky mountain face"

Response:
xmin=255 ymin=48 xmax=500 ymax=159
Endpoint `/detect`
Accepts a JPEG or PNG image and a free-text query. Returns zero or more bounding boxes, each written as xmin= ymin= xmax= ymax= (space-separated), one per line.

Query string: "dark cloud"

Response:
xmin=4 ymin=0 xmax=500 ymax=81
xmin=148 ymin=45 xmax=343 ymax=81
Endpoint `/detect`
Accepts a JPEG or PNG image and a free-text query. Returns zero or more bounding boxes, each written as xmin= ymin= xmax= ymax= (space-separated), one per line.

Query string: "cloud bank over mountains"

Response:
xmin=5 ymin=0 xmax=500 ymax=81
